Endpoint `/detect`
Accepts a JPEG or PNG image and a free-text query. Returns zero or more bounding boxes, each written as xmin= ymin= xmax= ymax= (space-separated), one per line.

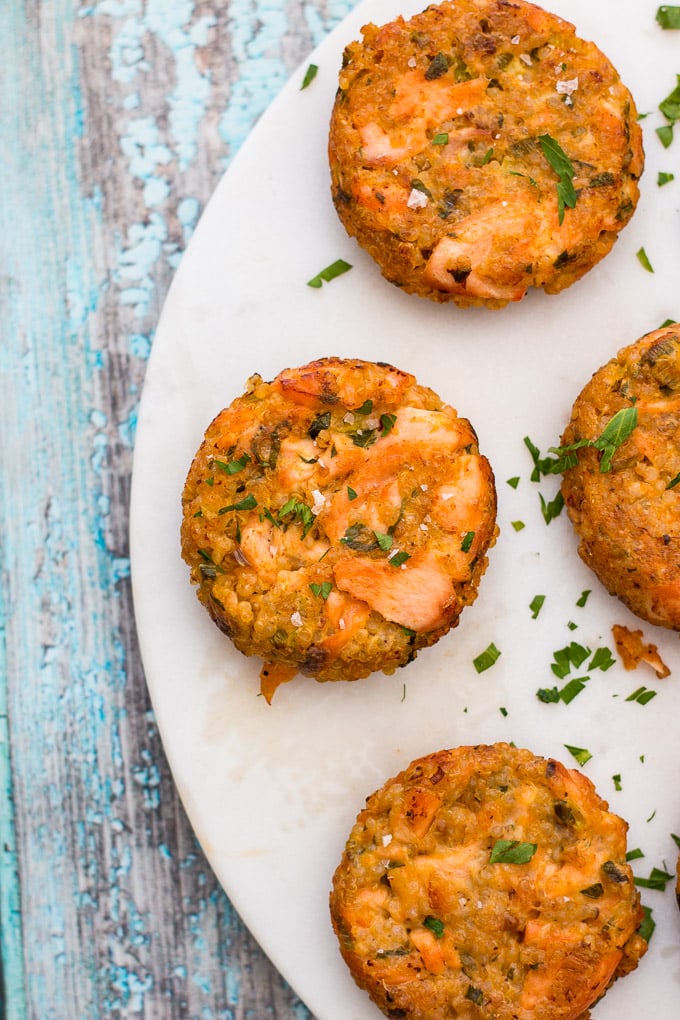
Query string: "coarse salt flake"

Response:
xmin=290 ymin=611 xmax=303 ymax=628
xmin=407 ymin=188 xmax=428 ymax=210
xmin=407 ymin=56 xmax=417 ymax=67
xmin=520 ymin=52 xmax=532 ymax=66
xmin=419 ymin=523 xmax=429 ymax=532
xmin=511 ymin=34 xmax=520 ymax=44
xmin=311 ymin=489 xmax=326 ymax=514
xmin=420 ymin=483 xmax=428 ymax=491
xmin=343 ymin=412 xmax=355 ymax=424
xmin=382 ymin=833 xmax=393 ymax=846
xmin=339 ymin=618 xmax=346 ymax=631
xmin=556 ymin=76 xmax=578 ymax=96
xmin=366 ymin=417 xmax=380 ymax=429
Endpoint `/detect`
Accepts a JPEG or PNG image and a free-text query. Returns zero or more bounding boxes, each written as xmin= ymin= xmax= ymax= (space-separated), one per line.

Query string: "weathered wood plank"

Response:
xmin=0 ymin=0 xmax=353 ymax=1015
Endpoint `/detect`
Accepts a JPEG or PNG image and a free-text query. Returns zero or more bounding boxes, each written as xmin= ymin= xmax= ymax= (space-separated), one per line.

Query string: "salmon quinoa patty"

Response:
xmin=561 ymin=325 xmax=680 ymax=630
xmin=328 ymin=0 xmax=643 ymax=308
xmin=330 ymin=743 xmax=646 ymax=1020
xmin=181 ymin=358 xmax=497 ymax=700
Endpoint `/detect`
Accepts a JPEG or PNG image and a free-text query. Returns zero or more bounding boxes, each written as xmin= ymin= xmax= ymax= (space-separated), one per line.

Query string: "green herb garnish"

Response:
xmin=637 ymin=247 xmax=655 ymax=273
xmin=612 ymin=774 xmax=622 ymax=791
xmin=540 ymin=490 xmax=564 ymax=523
xmin=625 ymin=686 xmax=657 ymax=705
xmin=423 ymin=915 xmax=445 ymax=938
xmin=424 ymin=52 xmax=449 ymax=80
xmin=576 ymin=590 xmax=591 ymax=607
xmin=580 ymin=883 xmax=604 ymax=898
xmin=657 ymin=124 xmax=674 ymax=148
xmin=529 ymin=594 xmax=545 ymax=619
xmin=432 ymin=131 xmax=449 ymax=145
xmin=351 ymin=428 xmax=378 ymax=449
xmin=347 ymin=486 xmax=358 ymax=501
xmin=639 ymin=905 xmax=655 ymax=942
xmin=473 ymin=643 xmax=501 ymax=673
xmin=340 ymin=522 xmax=379 ymax=551
xmin=658 ymin=171 xmax=675 ymax=185
xmin=354 ymin=399 xmax=373 ymax=415
xmin=309 ymin=581 xmax=332 ymax=599
xmin=489 ymin=840 xmax=537 ymax=864
xmin=537 ymin=686 xmax=560 ymax=703
xmin=626 ymin=848 xmax=645 ymax=861
xmin=564 ymin=744 xmax=592 ymax=767
xmin=218 ymin=493 xmax=258 ymax=513
xmin=507 ymin=476 xmax=520 ymax=489
xmin=380 ymin=412 xmax=397 ymax=436
xmin=300 ymin=63 xmax=318 ymax=89
xmin=466 ymin=986 xmax=484 ymax=1005
xmin=461 ymin=530 xmax=475 ymax=552
xmin=666 ymin=471 xmax=680 ymax=489
xmin=538 ymin=134 xmax=577 ymax=223
xmin=511 ymin=520 xmax=525 ymax=531
xmin=278 ymin=496 xmax=314 ymax=536
xmin=213 ymin=452 xmax=251 ymax=475
xmin=307 ymin=258 xmax=352 ymax=288
xmin=657 ymin=5 xmax=680 ymax=27
xmin=375 ymin=531 xmax=394 ymax=552
xmin=389 ymin=550 xmax=411 ymax=567
xmin=308 ymin=411 xmax=331 ymax=439
xmin=634 ymin=866 xmax=674 ymax=891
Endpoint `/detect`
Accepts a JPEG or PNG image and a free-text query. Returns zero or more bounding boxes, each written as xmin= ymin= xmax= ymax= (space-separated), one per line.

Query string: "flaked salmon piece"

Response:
xmin=240 ymin=517 xmax=329 ymax=585
xmin=521 ymin=920 xmax=623 ymax=1018
xmin=431 ymin=454 xmax=490 ymax=539
xmin=333 ymin=550 xmax=455 ymax=632
xmin=612 ymin=623 xmax=671 ymax=678
xmin=423 ymin=200 xmax=536 ymax=301
xmin=259 ymin=661 xmax=297 ymax=705
xmin=409 ymin=928 xmax=461 ymax=975
xmin=358 ymin=74 xmax=488 ymax=167
xmin=319 ymin=591 xmax=370 ymax=656
xmin=275 ymin=358 xmax=414 ymax=412
xmin=274 ymin=435 xmax=323 ymax=491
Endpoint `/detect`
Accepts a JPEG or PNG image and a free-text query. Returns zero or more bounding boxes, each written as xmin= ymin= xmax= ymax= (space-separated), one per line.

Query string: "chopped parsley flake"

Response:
xmin=612 ymin=773 xmax=623 ymax=791
xmin=375 ymin=531 xmax=394 ymax=552
xmin=540 ymin=490 xmax=564 ymax=523
xmin=626 ymin=847 xmax=645 ymax=861
xmin=657 ymin=123 xmax=674 ymax=147
xmin=218 ymin=493 xmax=258 ymax=514
xmin=466 ymin=986 xmax=484 ymax=1005
xmin=423 ymin=915 xmax=445 ymax=938
xmin=489 ymin=840 xmax=537 ymax=864
xmin=354 ymin=399 xmax=373 ymax=415
xmin=308 ymin=411 xmax=331 ymax=439
xmin=636 ymin=247 xmax=655 ymax=273
xmin=309 ymin=581 xmax=332 ymax=599
xmin=538 ymin=134 xmax=577 ymax=223
xmin=213 ymin=452 xmax=251 ymax=475
xmin=657 ymin=5 xmax=680 ymax=27
xmin=506 ymin=476 xmax=520 ymax=489
xmin=634 ymin=866 xmax=674 ymax=891
xmin=347 ymin=486 xmax=358 ymax=501
xmin=666 ymin=471 xmax=680 ymax=489
xmin=529 ymin=594 xmax=545 ymax=619
xmin=307 ymin=258 xmax=352 ymax=288
xmin=278 ymin=496 xmax=314 ymax=536
xmin=639 ymin=905 xmax=655 ymax=942
xmin=625 ymin=686 xmax=658 ymax=705
xmin=380 ymin=412 xmax=397 ymax=436
xmin=537 ymin=686 xmax=560 ymax=703
xmin=432 ymin=131 xmax=449 ymax=145
xmin=389 ymin=550 xmax=411 ymax=567
xmin=580 ymin=883 xmax=604 ymax=898
xmin=460 ymin=530 xmax=475 ymax=552
xmin=300 ymin=63 xmax=318 ymax=89
xmin=576 ymin=589 xmax=591 ymax=607
xmin=658 ymin=171 xmax=675 ymax=185
xmin=511 ymin=520 xmax=525 ymax=531
xmin=564 ymin=744 xmax=592 ymax=767
xmin=473 ymin=643 xmax=501 ymax=673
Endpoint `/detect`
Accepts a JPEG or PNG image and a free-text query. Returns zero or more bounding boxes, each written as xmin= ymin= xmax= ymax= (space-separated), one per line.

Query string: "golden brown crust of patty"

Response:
xmin=181 ymin=358 xmax=497 ymax=694
xmin=330 ymin=743 xmax=646 ymax=1020
xmin=328 ymin=0 xmax=643 ymax=308
xmin=561 ymin=326 xmax=680 ymax=630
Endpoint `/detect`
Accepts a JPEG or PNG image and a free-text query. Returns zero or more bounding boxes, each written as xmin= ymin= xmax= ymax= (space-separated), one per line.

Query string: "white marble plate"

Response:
xmin=130 ymin=1 xmax=680 ymax=1015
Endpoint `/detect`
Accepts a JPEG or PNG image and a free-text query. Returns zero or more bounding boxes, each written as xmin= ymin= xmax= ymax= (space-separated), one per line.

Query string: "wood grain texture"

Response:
xmin=0 ymin=0 xmax=353 ymax=1016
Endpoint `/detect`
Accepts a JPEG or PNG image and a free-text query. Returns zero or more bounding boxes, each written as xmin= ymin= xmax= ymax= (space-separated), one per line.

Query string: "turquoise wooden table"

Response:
xmin=0 ymin=2 xmax=352 ymax=1015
